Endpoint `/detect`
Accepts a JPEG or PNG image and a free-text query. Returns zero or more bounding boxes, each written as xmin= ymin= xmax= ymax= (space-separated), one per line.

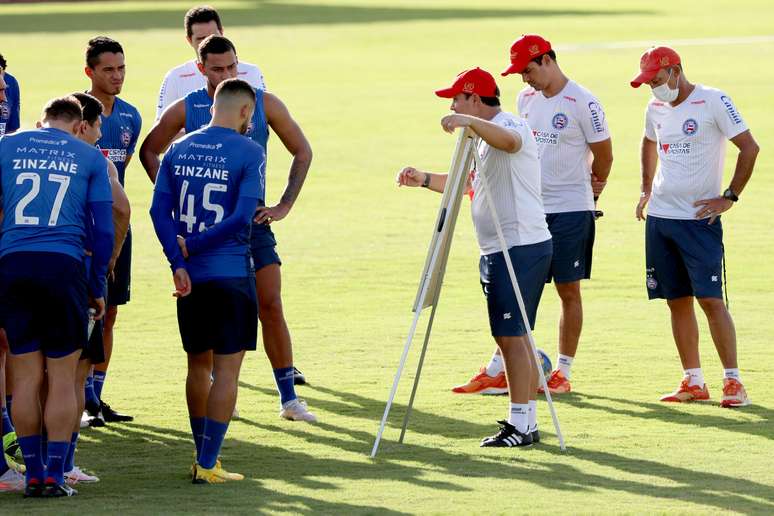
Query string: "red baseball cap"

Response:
xmin=630 ymin=46 xmax=681 ymax=88
xmin=435 ymin=67 xmax=498 ymax=98
xmin=501 ymin=34 xmax=552 ymax=76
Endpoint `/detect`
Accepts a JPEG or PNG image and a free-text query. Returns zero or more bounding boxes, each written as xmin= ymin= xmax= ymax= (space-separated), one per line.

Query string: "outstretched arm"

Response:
xmin=140 ymin=99 xmax=186 ymax=184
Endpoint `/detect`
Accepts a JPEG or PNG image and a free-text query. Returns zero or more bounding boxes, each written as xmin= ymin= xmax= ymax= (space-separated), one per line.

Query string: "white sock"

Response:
xmin=485 ymin=352 xmax=504 ymax=377
xmin=684 ymin=368 xmax=704 ymax=387
xmin=724 ymin=368 xmax=741 ymax=382
xmin=508 ymin=403 xmax=529 ymax=433
xmin=557 ymin=354 xmax=574 ymax=378
xmin=528 ymin=400 xmax=537 ymax=431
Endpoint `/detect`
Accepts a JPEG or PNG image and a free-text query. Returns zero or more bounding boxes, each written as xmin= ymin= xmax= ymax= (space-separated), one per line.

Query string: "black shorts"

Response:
xmin=176 ymin=277 xmax=258 ymax=355
xmin=0 ymin=252 xmax=87 ymax=358
xmin=81 ymin=317 xmax=105 ymax=364
xmin=545 ymin=211 xmax=595 ymax=284
xmin=108 ymin=228 xmax=131 ymax=306
xmin=250 ymin=222 xmax=281 ymax=271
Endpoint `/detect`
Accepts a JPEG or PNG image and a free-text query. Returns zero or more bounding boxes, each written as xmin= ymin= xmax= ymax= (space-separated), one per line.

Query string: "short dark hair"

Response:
xmin=214 ymin=78 xmax=256 ymax=104
xmin=531 ymin=49 xmax=557 ymax=67
xmin=86 ymin=36 xmax=124 ymax=69
xmin=71 ymin=92 xmax=104 ymax=125
xmin=465 ymin=86 xmax=501 ymax=107
xmin=42 ymin=95 xmax=83 ymax=123
xmin=185 ymin=6 xmax=222 ymax=38
xmin=198 ymin=35 xmax=236 ymax=64
xmin=0 ymin=53 xmax=7 ymax=70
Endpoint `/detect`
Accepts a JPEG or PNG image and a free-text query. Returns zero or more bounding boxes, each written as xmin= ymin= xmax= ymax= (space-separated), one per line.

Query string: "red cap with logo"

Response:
xmin=434 ymin=67 xmax=498 ymax=98
xmin=630 ymin=46 xmax=681 ymax=88
xmin=501 ymin=34 xmax=552 ymax=76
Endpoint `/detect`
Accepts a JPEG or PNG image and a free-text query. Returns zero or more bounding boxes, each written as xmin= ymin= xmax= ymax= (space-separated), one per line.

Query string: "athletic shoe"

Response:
xmin=280 ymin=399 xmax=317 ymax=423
xmin=100 ymin=401 xmax=134 ymax=423
xmin=41 ymin=479 xmax=77 ymax=497
xmin=23 ymin=479 xmax=43 ymax=498
xmin=451 ymin=367 xmax=508 ymax=395
xmin=2 ymin=431 xmax=20 ymax=460
xmin=293 ymin=367 xmax=307 ymax=385
xmin=5 ymin=453 xmax=25 ymax=474
xmin=538 ymin=370 xmax=572 ymax=394
xmin=64 ymin=466 xmax=100 ymax=484
xmin=84 ymin=401 xmax=106 ymax=427
xmin=659 ymin=377 xmax=710 ymax=402
xmin=480 ymin=420 xmax=533 ymax=448
xmin=720 ymin=378 xmax=751 ymax=408
xmin=530 ymin=426 xmax=540 ymax=444
xmin=192 ymin=463 xmax=244 ymax=484
xmin=0 ymin=467 xmax=25 ymax=493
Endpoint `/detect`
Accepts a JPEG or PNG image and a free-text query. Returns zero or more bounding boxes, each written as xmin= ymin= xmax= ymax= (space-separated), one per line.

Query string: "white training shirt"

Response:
xmin=517 ymin=80 xmax=610 ymax=214
xmin=470 ymin=111 xmax=551 ymax=255
xmin=644 ymin=84 xmax=748 ymax=220
xmin=156 ymin=59 xmax=266 ymax=119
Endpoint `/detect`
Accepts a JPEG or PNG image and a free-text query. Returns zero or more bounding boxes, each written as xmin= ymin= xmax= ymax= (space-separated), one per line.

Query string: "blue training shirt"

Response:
xmin=0 ymin=72 xmax=21 ymax=136
xmin=184 ymin=87 xmax=267 ymax=201
xmin=0 ymin=127 xmax=113 ymax=261
xmin=153 ymin=125 xmax=264 ymax=283
xmin=95 ymin=96 xmax=142 ymax=185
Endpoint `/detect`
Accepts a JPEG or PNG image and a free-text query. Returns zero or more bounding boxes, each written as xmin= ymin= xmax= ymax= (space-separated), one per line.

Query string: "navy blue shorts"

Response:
xmin=250 ymin=222 xmax=281 ymax=271
xmin=81 ymin=318 xmax=105 ymax=364
xmin=645 ymin=216 xmax=724 ymax=300
xmin=0 ymin=252 xmax=87 ymax=358
xmin=479 ymin=239 xmax=553 ymax=337
xmin=107 ymin=228 xmax=131 ymax=306
xmin=545 ymin=211 xmax=595 ymax=284
xmin=176 ymin=277 xmax=258 ymax=355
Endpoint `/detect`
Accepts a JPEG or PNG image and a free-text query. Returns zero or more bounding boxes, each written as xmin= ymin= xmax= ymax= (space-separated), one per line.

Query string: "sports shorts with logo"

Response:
xmin=250 ymin=221 xmax=281 ymax=271
xmin=176 ymin=277 xmax=258 ymax=355
xmin=80 ymin=255 xmax=106 ymax=364
xmin=645 ymin=215 xmax=723 ymax=300
xmin=545 ymin=210 xmax=595 ymax=283
xmin=479 ymin=239 xmax=553 ymax=337
xmin=107 ymin=227 xmax=131 ymax=306
xmin=0 ymin=252 xmax=88 ymax=357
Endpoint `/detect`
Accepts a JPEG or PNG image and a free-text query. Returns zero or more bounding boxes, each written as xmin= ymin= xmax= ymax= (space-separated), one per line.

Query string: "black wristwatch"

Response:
xmin=722 ymin=188 xmax=739 ymax=202
xmin=421 ymin=173 xmax=431 ymax=188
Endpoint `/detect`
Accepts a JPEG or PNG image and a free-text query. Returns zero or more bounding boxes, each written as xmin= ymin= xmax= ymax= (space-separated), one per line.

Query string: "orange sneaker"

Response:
xmin=659 ymin=377 xmax=710 ymax=402
xmin=538 ymin=369 xmax=571 ymax=394
xmin=451 ymin=367 xmax=507 ymax=395
xmin=720 ymin=378 xmax=751 ymax=408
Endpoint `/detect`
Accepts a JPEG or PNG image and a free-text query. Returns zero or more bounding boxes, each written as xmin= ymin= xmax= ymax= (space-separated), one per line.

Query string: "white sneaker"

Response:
xmin=80 ymin=411 xmax=92 ymax=429
xmin=279 ymin=399 xmax=317 ymax=423
xmin=0 ymin=467 xmax=25 ymax=493
xmin=64 ymin=465 xmax=100 ymax=484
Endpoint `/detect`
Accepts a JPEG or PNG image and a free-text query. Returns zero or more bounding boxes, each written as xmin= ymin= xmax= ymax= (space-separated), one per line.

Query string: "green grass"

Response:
xmin=1 ymin=0 xmax=773 ymax=513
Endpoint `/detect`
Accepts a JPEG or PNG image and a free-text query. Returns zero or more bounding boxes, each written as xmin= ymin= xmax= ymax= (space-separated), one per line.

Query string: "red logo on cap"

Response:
xmin=529 ymin=44 xmax=540 ymax=55
xmin=462 ymin=82 xmax=475 ymax=93
xmin=659 ymin=56 xmax=670 ymax=66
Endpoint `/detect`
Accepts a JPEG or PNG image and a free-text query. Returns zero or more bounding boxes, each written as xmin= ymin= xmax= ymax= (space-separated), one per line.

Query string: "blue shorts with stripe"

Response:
xmin=545 ymin=210 xmax=595 ymax=284
xmin=250 ymin=222 xmax=281 ymax=271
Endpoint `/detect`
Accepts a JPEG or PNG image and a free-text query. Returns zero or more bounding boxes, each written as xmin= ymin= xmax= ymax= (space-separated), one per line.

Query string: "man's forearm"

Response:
xmin=141 ymin=150 xmax=161 ymax=184
xmin=728 ymin=148 xmax=758 ymax=196
xmin=278 ymin=152 xmax=312 ymax=207
xmin=640 ymin=139 xmax=657 ymax=194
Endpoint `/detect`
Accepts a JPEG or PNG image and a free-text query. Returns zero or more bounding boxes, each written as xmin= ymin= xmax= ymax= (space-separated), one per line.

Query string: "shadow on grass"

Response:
xmin=0 ymin=1 xmax=656 ymax=34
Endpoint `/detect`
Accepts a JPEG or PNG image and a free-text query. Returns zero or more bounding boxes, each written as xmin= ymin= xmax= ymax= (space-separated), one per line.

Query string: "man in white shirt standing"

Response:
xmin=156 ymin=6 xmax=266 ymax=120
xmin=632 ymin=46 xmax=759 ymax=407
xmin=397 ymin=68 xmax=553 ymax=447
xmin=451 ymin=35 xmax=613 ymax=396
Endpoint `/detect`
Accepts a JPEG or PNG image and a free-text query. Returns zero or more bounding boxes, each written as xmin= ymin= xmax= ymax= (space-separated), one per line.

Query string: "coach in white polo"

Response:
xmin=632 ymin=46 xmax=759 ymax=407
xmin=155 ymin=6 xmax=265 ymax=119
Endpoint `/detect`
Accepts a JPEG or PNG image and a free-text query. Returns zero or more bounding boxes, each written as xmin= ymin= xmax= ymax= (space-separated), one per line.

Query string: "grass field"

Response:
xmin=1 ymin=0 xmax=773 ymax=513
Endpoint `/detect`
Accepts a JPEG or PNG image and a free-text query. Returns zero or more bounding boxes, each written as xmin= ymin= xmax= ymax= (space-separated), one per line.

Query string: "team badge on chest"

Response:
xmin=120 ymin=127 xmax=132 ymax=147
xmin=552 ymin=113 xmax=568 ymax=130
xmin=682 ymin=118 xmax=698 ymax=136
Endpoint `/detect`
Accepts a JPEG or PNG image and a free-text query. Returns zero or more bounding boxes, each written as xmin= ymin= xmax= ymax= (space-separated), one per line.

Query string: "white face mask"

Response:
xmin=652 ymin=70 xmax=679 ymax=102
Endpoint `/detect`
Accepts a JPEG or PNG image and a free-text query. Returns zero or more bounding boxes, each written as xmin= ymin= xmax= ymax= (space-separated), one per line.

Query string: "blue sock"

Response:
xmin=1 ymin=406 xmax=14 ymax=436
xmin=198 ymin=418 xmax=229 ymax=469
xmin=41 ymin=432 xmax=48 ymax=463
xmin=85 ymin=374 xmax=100 ymax=406
xmin=0 ymin=438 xmax=7 ymax=474
xmin=5 ymin=395 xmax=12 ymax=426
xmin=189 ymin=417 xmax=205 ymax=460
xmin=18 ymin=435 xmax=44 ymax=483
xmin=93 ymin=370 xmax=107 ymax=401
xmin=46 ymin=441 xmax=69 ymax=484
xmin=64 ymin=433 xmax=78 ymax=473
xmin=273 ymin=367 xmax=297 ymax=405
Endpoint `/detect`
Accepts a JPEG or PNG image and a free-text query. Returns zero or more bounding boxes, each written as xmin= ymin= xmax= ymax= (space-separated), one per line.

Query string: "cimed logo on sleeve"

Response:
xmin=682 ymin=118 xmax=698 ymax=136
xmin=720 ymin=95 xmax=742 ymax=124
xmin=587 ymin=101 xmax=605 ymax=133
xmin=552 ymin=113 xmax=568 ymax=130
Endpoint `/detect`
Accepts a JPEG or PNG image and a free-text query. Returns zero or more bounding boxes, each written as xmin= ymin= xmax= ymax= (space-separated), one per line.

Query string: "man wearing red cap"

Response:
xmin=631 ymin=46 xmax=759 ymax=407
xmin=451 ymin=35 xmax=613 ymax=397
xmin=396 ymin=67 xmax=553 ymax=447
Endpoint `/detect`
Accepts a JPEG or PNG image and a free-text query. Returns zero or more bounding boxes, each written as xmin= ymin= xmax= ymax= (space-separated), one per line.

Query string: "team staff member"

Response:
xmin=150 ymin=78 xmax=262 ymax=484
xmin=155 ymin=5 xmax=265 ymax=120
xmin=0 ymin=54 xmax=21 ymax=136
xmin=0 ymin=96 xmax=114 ymax=497
xmin=397 ymin=68 xmax=552 ymax=447
xmin=140 ymin=36 xmax=315 ymax=422
xmin=453 ymin=35 xmax=613 ymax=396
xmin=631 ymin=46 xmax=759 ymax=407
xmin=84 ymin=37 xmax=141 ymax=423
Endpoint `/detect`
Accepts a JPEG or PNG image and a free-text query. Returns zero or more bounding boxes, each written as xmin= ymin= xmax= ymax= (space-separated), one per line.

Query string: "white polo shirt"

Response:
xmin=517 ymin=80 xmax=610 ymax=214
xmin=644 ymin=84 xmax=748 ymax=219
xmin=156 ymin=59 xmax=266 ymax=119
xmin=470 ymin=111 xmax=551 ymax=255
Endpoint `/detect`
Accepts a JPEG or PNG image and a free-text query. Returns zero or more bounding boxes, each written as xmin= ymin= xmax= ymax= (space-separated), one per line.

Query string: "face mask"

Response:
xmin=652 ymin=70 xmax=679 ymax=102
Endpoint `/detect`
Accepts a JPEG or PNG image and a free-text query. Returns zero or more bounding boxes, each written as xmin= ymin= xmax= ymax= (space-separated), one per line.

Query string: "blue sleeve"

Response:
xmin=154 ymin=152 xmax=174 ymax=194
xmin=127 ymin=108 xmax=142 ymax=155
xmin=8 ymin=77 xmax=20 ymax=133
xmin=238 ymin=146 xmax=264 ymax=198
xmin=88 ymin=201 xmax=114 ymax=299
xmin=150 ymin=190 xmax=187 ymax=272
xmin=87 ymin=152 xmax=112 ymax=203
xmin=185 ymin=195 xmax=257 ymax=256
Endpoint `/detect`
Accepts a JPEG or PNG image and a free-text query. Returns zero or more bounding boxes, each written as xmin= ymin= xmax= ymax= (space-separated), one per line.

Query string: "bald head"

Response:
xmin=211 ymin=78 xmax=256 ymax=134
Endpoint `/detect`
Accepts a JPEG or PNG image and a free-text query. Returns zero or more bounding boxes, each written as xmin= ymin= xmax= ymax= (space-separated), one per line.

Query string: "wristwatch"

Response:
xmin=722 ymin=188 xmax=739 ymax=202
xmin=421 ymin=173 xmax=431 ymax=188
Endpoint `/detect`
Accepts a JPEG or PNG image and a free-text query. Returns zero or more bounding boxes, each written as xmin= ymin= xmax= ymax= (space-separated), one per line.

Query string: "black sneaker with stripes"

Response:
xmin=480 ymin=420 xmax=534 ymax=448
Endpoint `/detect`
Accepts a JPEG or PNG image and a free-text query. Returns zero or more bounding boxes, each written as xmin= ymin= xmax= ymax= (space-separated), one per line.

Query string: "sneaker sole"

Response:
xmin=721 ymin=399 xmax=751 ymax=408
xmin=451 ymin=387 xmax=508 ymax=395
